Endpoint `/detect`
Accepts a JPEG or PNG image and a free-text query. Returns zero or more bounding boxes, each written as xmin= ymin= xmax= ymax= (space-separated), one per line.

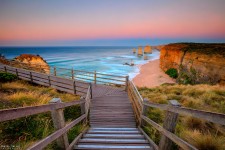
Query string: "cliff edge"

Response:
xmin=160 ymin=43 xmax=225 ymax=85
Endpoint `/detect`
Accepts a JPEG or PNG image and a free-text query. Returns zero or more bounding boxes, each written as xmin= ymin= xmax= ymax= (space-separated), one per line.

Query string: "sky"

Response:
xmin=0 ymin=0 xmax=225 ymax=46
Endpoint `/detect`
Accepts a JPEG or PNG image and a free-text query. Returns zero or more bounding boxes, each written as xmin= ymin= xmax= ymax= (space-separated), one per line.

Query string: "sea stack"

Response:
xmin=137 ymin=46 xmax=143 ymax=56
xmin=144 ymin=45 xmax=152 ymax=54
xmin=133 ymin=48 xmax=136 ymax=53
xmin=144 ymin=55 xmax=148 ymax=60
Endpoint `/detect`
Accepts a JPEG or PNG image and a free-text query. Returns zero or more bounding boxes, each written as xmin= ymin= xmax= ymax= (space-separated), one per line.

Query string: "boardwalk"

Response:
xmin=75 ymin=84 xmax=152 ymax=149
xmin=2 ymin=64 xmax=223 ymax=150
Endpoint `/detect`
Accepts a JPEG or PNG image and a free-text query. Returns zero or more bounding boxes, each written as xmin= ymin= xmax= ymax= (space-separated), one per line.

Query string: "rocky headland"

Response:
xmin=0 ymin=54 xmax=50 ymax=74
xmin=15 ymin=54 xmax=50 ymax=74
xmin=160 ymin=43 xmax=225 ymax=85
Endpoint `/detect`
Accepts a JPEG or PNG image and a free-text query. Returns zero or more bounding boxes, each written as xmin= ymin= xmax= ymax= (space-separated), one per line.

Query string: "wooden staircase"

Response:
xmin=74 ymin=85 xmax=152 ymax=149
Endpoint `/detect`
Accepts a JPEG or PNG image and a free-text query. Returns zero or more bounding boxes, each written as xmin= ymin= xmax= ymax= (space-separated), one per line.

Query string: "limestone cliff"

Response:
xmin=160 ymin=43 xmax=225 ymax=85
xmin=14 ymin=54 xmax=50 ymax=74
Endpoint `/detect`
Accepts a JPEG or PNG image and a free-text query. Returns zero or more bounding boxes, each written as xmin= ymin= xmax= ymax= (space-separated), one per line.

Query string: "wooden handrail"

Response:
xmin=0 ymin=64 xmax=90 ymax=96
xmin=142 ymin=115 xmax=197 ymax=150
xmin=143 ymin=100 xmax=225 ymax=126
xmin=127 ymin=80 xmax=225 ymax=150
xmin=27 ymin=114 xmax=86 ymax=150
xmin=1 ymin=59 xmax=127 ymax=87
xmin=0 ymin=100 xmax=85 ymax=122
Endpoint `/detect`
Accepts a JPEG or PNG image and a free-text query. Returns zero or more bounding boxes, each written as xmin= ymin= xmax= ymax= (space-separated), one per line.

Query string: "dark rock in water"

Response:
xmin=123 ymin=62 xmax=134 ymax=66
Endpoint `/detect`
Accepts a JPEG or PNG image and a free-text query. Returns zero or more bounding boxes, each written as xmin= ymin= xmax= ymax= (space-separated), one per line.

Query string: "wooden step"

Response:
xmin=75 ymin=144 xmax=152 ymax=150
xmin=87 ymin=131 xmax=141 ymax=134
xmin=83 ymin=134 xmax=144 ymax=139
xmin=89 ymin=128 xmax=138 ymax=131
xmin=79 ymin=138 xmax=148 ymax=144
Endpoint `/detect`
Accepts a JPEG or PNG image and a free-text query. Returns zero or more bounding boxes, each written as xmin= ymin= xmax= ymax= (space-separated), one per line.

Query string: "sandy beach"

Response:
xmin=133 ymin=59 xmax=175 ymax=88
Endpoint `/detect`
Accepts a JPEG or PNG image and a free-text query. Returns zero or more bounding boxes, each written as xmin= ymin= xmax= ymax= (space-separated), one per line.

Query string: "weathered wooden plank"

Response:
xmin=0 ymin=100 xmax=85 ymax=122
xmin=18 ymin=72 xmax=30 ymax=78
xmin=50 ymin=85 xmax=74 ymax=94
xmin=6 ymin=70 xmax=16 ymax=74
xmin=5 ymin=66 xmax=17 ymax=72
xmin=27 ymin=114 xmax=86 ymax=150
xmin=32 ymin=79 xmax=49 ymax=87
xmin=17 ymin=68 xmax=30 ymax=75
xmin=50 ymin=75 xmax=73 ymax=85
xmin=141 ymin=115 xmax=197 ymax=150
xmin=50 ymin=80 xmax=74 ymax=90
xmin=19 ymin=76 xmax=32 ymax=81
xmin=143 ymin=101 xmax=225 ymax=126
xmin=31 ymin=71 xmax=49 ymax=79
xmin=32 ymin=76 xmax=49 ymax=83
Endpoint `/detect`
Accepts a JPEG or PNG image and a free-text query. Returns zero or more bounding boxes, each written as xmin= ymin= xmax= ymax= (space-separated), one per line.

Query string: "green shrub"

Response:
xmin=165 ymin=68 xmax=178 ymax=78
xmin=0 ymin=72 xmax=17 ymax=82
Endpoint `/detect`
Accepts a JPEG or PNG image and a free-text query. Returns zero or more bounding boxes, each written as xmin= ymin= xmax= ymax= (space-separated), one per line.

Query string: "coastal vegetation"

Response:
xmin=0 ymin=73 xmax=81 ymax=149
xmin=139 ymin=84 xmax=225 ymax=150
xmin=165 ymin=68 xmax=178 ymax=79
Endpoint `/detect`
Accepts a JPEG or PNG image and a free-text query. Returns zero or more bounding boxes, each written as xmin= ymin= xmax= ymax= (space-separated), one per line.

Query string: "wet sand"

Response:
xmin=132 ymin=59 xmax=175 ymax=88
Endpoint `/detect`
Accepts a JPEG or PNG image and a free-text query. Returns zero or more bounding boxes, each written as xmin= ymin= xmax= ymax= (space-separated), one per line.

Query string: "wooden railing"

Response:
xmin=0 ymin=64 xmax=90 ymax=97
xmin=127 ymin=81 xmax=143 ymax=125
xmin=3 ymin=60 xmax=128 ymax=88
xmin=0 ymin=81 xmax=92 ymax=150
xmin=127 ymin=80 xmax=225 ymax=150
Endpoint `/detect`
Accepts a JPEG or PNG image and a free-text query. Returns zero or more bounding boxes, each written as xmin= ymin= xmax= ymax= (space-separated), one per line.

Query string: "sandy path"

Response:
xmin=132 ymin=59 xmax=175 ymax=88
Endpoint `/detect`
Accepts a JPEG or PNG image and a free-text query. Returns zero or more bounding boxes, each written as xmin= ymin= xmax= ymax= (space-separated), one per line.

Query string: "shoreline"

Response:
xmin=132 ymin=59 xmax=175 ymax=88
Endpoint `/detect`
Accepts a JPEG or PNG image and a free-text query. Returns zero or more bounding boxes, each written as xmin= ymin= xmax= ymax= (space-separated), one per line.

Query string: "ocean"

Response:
xmin=0 ymin=47 xmax=160 ymax=79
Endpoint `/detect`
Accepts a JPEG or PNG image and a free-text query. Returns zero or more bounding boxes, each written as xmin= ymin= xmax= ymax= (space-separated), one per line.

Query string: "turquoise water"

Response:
xmin=0 ymin=47 xmax=160 ymax=79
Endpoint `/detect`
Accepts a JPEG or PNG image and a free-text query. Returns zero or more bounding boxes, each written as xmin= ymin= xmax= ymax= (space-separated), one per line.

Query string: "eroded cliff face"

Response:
xmin=14 ymin=54 xmax=50 ymax=74
xmin=160 ymin=43 xmax=225 ymax=85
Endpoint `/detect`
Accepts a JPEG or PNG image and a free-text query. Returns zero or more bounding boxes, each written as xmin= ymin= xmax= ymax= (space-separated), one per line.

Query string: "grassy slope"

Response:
xmin=0 ymin=80 xmax=82 ymax=149
xmin=139 ymin=84 xmax=225 ymax=150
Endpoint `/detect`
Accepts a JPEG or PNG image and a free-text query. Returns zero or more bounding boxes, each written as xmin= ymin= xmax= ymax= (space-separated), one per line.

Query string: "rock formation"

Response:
xmin=160 ymin=43 xmax=225 ymax=85
xmin=14 ymin=54 xmax=50 ymax=74
xmin=144 ymin=45 xmax=152 ymax=54
xmin=144 ymin=55 xmax=148 ymax=60
xmin=137 ymin=46 xmax=143 ymax=56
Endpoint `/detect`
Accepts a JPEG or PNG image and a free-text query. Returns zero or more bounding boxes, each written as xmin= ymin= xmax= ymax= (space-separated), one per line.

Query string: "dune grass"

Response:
xmin=139 ymin=84 xmax=225 ymax=150
xmin=0 ymin=79 xmax=82 ymax=150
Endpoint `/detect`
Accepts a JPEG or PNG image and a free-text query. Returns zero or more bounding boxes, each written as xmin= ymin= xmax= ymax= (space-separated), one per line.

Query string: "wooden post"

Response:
xmin=159 ymin=100 xmax=181 ymax=150
xmin=49 ymin=98 xmax=69 ymax=149
xmin=4 ymin=66 xmax=7 ymax=73
xmin=71 ymin=69 xmax=74 ymax=80
xmin=90 ymin=83 xmax=92 ymax=99
xmin=48 ymin=76 xmax=51 ymax=86
xmin=140 ymin=98 xmax=148 ymax=127
xmin=125 ymin=76 xmax=129 ymax=91
xmin=16 ymin=68 xmax=18 ymax=77
xmin=73 ymin=80 xmax=76 ymax=94
xmin=80 ymin=97 xmax=85 ymax=115
xmin=30 ymin=72 xmax=33 ymax=82
xmin=54 ymin=67 xmax=57 ymax=76
xmin=94 ymin=71 xmax=97 ymax=84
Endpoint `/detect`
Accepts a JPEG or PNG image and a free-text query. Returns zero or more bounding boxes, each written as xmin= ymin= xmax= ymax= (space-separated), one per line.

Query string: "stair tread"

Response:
xmin=75 ymin=144 xmax=152 ymax=149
